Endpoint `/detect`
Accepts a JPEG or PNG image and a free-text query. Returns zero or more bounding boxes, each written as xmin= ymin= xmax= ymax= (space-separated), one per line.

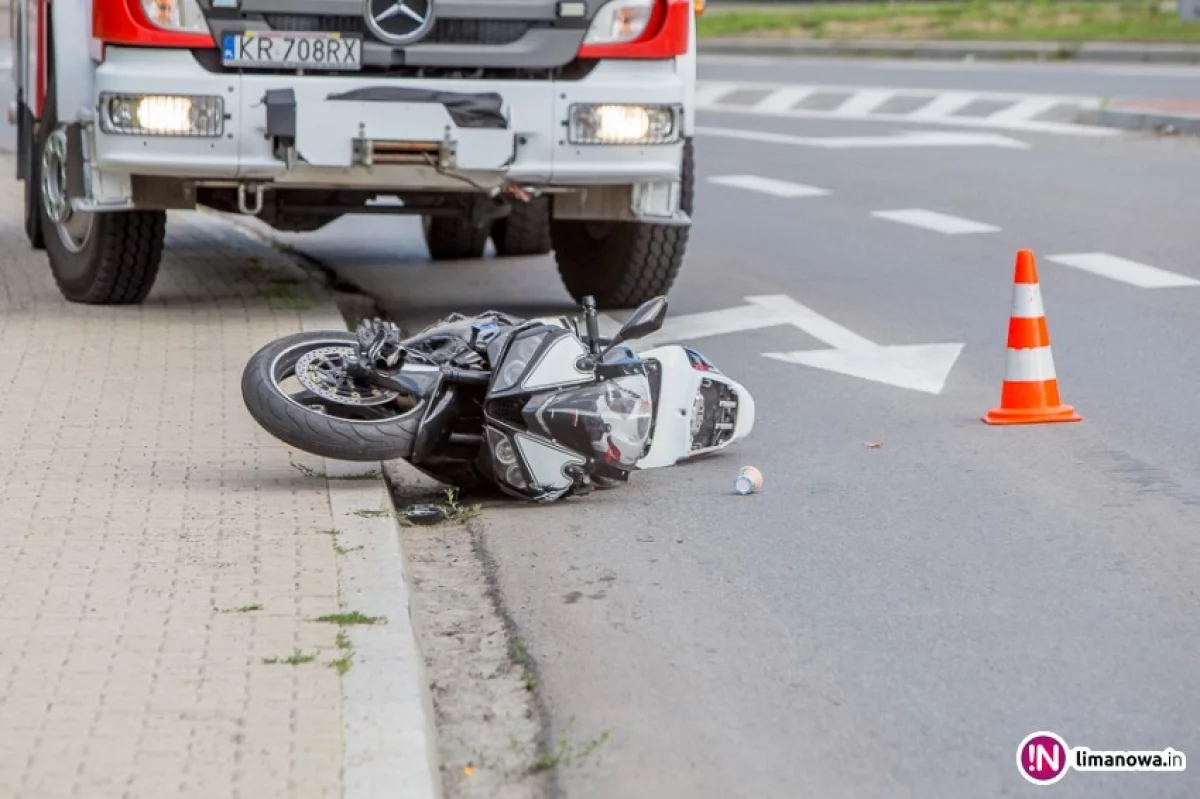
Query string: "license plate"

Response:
xmin=222 ymin=31 xmax=362 ymax=71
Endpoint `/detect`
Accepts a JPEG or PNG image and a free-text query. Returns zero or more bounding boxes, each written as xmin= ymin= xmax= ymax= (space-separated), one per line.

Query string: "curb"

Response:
xmin=698 ymin=37 xmax=1200 ymax=63
xmin=1075 ymin=107 xmax=1200 ymax=135
xmin=322 ymin=458 xmax=443 ymax=799
xmin=217 ymin=211 xmax=443 ymax=799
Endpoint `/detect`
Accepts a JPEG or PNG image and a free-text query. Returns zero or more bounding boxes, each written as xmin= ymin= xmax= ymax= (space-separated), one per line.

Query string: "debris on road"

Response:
xmin=735 ymin=466 xmax=763 ymax=495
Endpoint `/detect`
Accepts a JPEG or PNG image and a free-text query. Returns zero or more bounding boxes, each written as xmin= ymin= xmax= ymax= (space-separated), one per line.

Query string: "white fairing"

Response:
xmin=514 ymin=432 xmax=585 ymax=491
xmin=637 ymin=345 xmax=756 ymax=470
xmin=522 ymin=334 xmax=592 ymax=391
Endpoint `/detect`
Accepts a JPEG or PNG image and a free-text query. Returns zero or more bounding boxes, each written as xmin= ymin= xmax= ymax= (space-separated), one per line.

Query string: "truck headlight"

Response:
xmin=100 ymin=94 xmax=225 ymax=137
xmin=584 ymin=0 xmax=655 ymax=45
xmin=140 ymin=0 xmax=207 ymax=33
xmin=568 ymin=104 xmax=680 ymax=145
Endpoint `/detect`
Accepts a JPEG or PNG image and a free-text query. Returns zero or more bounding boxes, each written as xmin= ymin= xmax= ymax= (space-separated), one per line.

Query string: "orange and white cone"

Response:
xmin=983 ymin=250 xmax=1082 ymax=426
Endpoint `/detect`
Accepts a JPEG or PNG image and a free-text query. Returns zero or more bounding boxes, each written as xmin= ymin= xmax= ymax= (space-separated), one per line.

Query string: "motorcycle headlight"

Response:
xmin=490 ymin=330 xmax=546 ymax=394
xmin=486 ymin=426 xmax=528 ymax=491
xmin=140 ymin=0 xmax=207 ymax=33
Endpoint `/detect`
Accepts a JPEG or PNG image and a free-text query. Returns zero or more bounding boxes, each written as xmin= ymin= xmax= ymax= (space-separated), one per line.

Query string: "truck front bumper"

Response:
xmin=88 ymin=47 xmax=689 ymax=192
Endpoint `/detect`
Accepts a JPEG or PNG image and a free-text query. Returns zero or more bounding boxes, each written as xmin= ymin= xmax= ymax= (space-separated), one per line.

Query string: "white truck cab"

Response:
xmin=8 ymin=0 xmax=699 ymax=308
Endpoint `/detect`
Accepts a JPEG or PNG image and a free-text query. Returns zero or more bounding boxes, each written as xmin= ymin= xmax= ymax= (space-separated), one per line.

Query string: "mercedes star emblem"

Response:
xmin=364 ymin=0 xmax=435 ymax=46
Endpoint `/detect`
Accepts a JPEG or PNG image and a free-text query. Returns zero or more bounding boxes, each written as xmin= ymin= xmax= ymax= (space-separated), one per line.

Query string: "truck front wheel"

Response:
xmin=550 ymin=138 xmax=695 ymax=310
xmin=39 ymin=81 xmax=165 ymax=305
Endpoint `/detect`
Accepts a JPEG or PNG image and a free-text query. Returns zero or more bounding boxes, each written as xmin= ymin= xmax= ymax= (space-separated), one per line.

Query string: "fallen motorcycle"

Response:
xmin=240 ymin=295 xmax=755 ymax=502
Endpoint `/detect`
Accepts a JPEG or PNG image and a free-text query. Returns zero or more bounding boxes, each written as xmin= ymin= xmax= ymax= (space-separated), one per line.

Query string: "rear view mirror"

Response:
xmin=608 ymin=296 xmax=668 ymax=350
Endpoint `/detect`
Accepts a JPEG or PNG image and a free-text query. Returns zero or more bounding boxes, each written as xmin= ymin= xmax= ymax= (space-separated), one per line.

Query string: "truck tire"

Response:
xmin=39 ymin=75 xmax=166 ymax=305
xmin=551 ymin=138 xmax=695 ymax=310
xmin=22 ymin=108 xmax=45 ymax=250
xmin=422 ymin=214 xmax=490 ymax=261
xmin=241 ymin=331 xmax=423 ymax=463
xmin=491 ymin=196 xmax=551 ymax=257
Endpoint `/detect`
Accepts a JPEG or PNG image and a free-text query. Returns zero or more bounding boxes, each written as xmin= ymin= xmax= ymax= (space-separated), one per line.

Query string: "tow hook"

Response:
xmin=237 ymin=183 xmax=265 ymax=216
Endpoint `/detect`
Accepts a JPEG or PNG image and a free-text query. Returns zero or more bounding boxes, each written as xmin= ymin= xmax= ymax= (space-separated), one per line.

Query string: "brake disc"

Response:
xmin=295 ymin=345 xmax=399 ymax=406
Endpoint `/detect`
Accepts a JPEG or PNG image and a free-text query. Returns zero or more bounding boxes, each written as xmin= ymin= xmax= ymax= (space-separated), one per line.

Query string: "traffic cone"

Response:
xmin=983 ymin=250 xmax=1081 ymax=426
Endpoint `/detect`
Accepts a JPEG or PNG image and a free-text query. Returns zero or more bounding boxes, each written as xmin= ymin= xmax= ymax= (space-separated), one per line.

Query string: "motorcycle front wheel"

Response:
xmin=241 ymin=331 xmax=426 ymax=462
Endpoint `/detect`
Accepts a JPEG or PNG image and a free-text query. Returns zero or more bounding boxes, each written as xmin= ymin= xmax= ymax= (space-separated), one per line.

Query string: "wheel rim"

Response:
xmin=268 ymin=337 xmax=423 ymax=424
xmin=41 ymin=127 xmax=95 ymax=258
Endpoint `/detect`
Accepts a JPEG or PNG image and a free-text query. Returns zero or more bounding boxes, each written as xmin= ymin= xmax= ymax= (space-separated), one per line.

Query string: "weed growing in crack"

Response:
xmin=262 ymin=650 xmax=317 ymax=666
xmin=442 ymin=488 xmax=481 ymax=521
xmin=525 ymin=730 xmax=612 ymax=775
xmin=353 ymin=508 xmax=395 ymax=519
xmin=316 ymin=611 xmax=385 ymax=626
xmin=327 ymin=629 xmax=355 ymax=675
xmin=218 ymin=603 xmax=263 ymax=613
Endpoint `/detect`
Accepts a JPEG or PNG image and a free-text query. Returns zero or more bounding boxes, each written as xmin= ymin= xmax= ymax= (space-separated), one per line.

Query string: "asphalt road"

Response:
xmin=126 ymin=54 xmax=1200 ymax=797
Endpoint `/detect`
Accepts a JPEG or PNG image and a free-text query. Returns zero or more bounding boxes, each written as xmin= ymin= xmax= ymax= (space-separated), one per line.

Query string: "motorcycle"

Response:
xmin=240 ymin=295 xmax=756 ymax=502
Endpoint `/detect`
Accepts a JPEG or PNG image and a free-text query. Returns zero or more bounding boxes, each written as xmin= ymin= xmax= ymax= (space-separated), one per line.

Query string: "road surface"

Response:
xmin=35 ymin=53 xmax=1200 ymax=798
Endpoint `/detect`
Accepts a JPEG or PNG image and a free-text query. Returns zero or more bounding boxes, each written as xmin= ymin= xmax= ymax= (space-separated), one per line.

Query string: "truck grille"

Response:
xmin=263 ymin=15 xmax=530 ymax=46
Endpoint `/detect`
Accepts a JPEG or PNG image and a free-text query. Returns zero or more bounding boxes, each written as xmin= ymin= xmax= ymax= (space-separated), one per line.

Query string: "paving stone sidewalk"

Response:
xmin=0 ymin=161 xmax=427 ymax=799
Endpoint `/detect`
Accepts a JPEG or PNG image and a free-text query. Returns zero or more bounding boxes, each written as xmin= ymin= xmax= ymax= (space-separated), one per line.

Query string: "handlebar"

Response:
xmin=441 ymin=367 xmax=492 ymax=386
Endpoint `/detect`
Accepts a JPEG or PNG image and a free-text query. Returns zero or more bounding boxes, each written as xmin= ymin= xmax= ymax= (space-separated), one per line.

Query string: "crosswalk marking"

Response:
xmin=831 ymin=89 xmax=896 ymax=116
xmin=708 ymin=175 xmax=830 ymax=199
xmin=985 ymin=97 xmax=1066 ymax=125
xmin=906 ymin=91 xmax=979 ymax=121
xmin=693 ymin=82 xmax=738 ymax=107
xmin=695 ymin=81 xmax=1117 ymax=137
xmin=1045 ymin=253 xmax=1200 ymax=289
xmin=871 ymin=209 xmax=1001 ymax=235
xmin=753 ymin=87 xmax=815 ymax=113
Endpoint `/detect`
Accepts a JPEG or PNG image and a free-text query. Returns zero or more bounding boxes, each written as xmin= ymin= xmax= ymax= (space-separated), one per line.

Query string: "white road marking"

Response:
xmin=906 ymin=91 xmax=979 ymax=120
xmin=752 ymin=86 xmax=815 ymax=113
xmin=707 ymin=175 xmax=830 ymax=199
xmin=606 ymin=294 xmax=965 ymax=394
xmin=985 ymin=96 xmax=1065 ymax=125
xmin=692 ymin=82 xmax=738 ymax=106
xmin=697 ymin=126 xmax=1029 ymax=150
xmin=745 ymin=294 xmax=874 ymax=350
xmin=831 ymin=89 xmax=896 ymax=116
xmin=1045 ymin=253 xmax=1200 ymax=289
xmin=636 ymin=305 xmax=791 ymax=348
xmin=745 ymin=295 xmax=964 ymax=395
xmin=871 ymin=209 xmax=1001 ymax=235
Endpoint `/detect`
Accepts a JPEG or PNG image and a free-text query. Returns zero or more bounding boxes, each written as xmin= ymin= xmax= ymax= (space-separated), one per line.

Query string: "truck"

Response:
xmin=7 ymin=0 xmax=700 ymax=308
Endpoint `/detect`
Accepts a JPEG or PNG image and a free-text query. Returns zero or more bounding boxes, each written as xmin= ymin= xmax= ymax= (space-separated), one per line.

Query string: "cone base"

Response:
xmin=982 ymin=404 xmax=1082 ymax=426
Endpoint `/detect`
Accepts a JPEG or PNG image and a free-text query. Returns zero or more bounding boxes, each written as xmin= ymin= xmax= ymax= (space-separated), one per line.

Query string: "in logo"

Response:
xmin=1018 ymin=731 xmax=1070 ymax=786
xmin=363 ymin=0 xmax=435 ymax=46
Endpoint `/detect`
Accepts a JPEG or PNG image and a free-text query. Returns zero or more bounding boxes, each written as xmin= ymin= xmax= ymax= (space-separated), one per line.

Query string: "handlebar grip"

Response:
xmin=441 ymin=367 xmax=492 ymax=386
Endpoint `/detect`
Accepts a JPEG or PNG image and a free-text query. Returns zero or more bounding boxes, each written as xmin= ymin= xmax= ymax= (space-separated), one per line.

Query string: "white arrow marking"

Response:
xmin=762 ymin=345 xmax=965 ymax=396
xmin=604 ymin=295 xmax=964 ymax=395
xmin=696 ymin=126 xmax=1030 ymax=150
xmin=746 ymin=295 xmax=963 ymax=395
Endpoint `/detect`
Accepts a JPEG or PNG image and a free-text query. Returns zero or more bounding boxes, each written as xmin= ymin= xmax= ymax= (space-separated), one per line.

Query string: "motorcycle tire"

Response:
xmin=241 ymin=331 xmax=424 ymax=463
